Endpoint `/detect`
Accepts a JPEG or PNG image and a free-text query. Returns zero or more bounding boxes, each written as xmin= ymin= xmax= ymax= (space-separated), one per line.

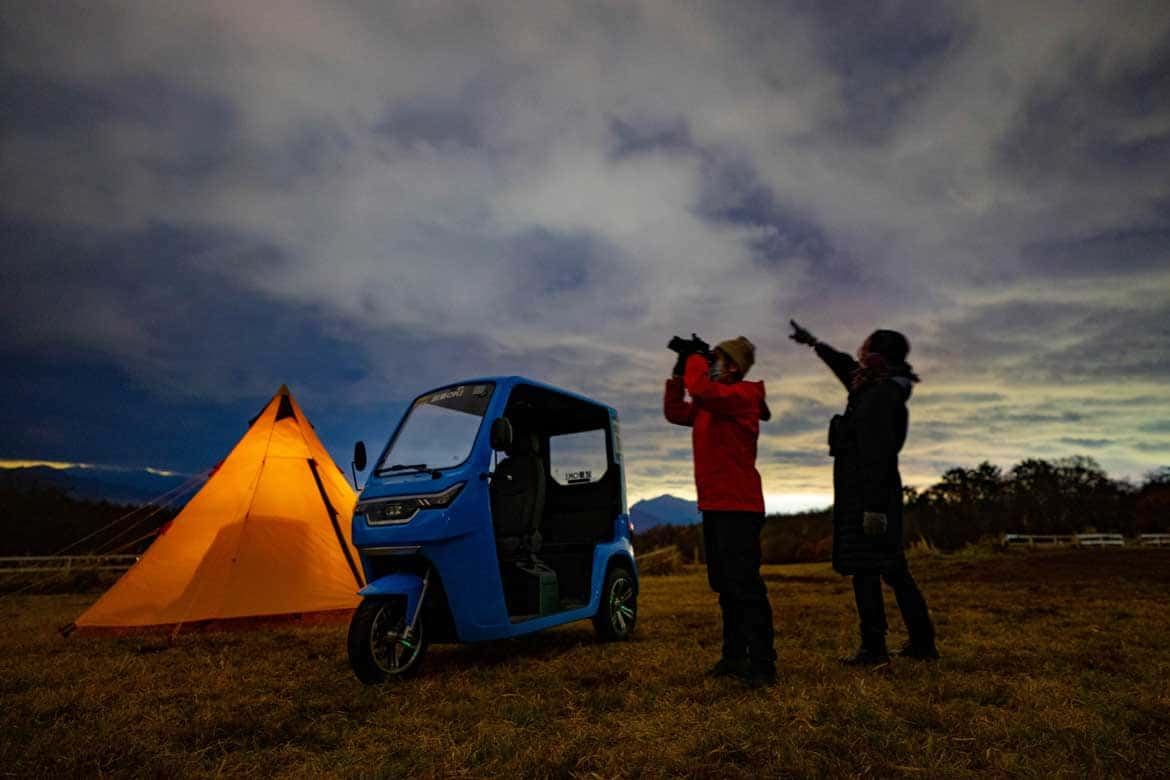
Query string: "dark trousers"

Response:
xmin=703 ymin=511 xmax=777 ymax=669
xmin=851 ymin=557 xmax=934 ymax=650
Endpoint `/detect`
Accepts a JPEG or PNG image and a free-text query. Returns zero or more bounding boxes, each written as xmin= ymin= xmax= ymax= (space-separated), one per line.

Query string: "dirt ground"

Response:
xmin=2 ymin=548 xmax=1168 ymax=777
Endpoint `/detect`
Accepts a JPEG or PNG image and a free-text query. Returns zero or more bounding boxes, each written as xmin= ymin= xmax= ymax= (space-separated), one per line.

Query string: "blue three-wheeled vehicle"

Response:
xmin=347 ymin=377 xmax=639 ymax=683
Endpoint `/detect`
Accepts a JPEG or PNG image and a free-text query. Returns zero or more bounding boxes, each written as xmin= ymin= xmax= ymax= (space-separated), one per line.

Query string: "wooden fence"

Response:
xmin=1074 ymin=533 xmax=1125 ymax=547
xmin=1003 ymin=534 xmax=1076 ymax=547
xmin=1003 ymin=533 xmax=1167 ymax=548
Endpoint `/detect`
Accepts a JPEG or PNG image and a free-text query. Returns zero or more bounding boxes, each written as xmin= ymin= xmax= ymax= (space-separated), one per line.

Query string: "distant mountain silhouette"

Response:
xmin=0 ymin=465 xmax=194 ymax=506
xmin=630 ymin=494 xmax=699 ymax=529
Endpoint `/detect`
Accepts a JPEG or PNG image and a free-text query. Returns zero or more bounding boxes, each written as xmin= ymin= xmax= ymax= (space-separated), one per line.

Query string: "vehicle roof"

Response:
xmin=419 ymin=376 xmax=617 ymax=416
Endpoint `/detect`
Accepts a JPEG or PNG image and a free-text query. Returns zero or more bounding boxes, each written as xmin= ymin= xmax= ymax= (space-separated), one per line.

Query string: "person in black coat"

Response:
xmin=790 ymin=320 xmax=938 ymax=665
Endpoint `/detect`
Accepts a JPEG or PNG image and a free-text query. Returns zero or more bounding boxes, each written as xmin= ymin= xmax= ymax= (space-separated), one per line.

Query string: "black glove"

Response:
xmin=789 ymin=319 xmax=818 ymax=347
xmin=668 ymin=333 xmax=712 ymax=367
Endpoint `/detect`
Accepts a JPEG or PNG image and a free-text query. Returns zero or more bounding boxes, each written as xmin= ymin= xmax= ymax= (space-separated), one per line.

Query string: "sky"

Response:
xmin=2 ymin=1 xmax=1168 ymax=513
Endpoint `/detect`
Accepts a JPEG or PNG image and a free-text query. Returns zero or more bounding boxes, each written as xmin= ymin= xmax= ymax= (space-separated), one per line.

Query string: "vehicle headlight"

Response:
xmin=357 ymin=482 xmax=465 ymax=525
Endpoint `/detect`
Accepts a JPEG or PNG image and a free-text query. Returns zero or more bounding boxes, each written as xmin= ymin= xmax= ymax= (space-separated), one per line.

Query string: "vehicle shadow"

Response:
xmin=429 ymin=625 xmax=611 ymax=671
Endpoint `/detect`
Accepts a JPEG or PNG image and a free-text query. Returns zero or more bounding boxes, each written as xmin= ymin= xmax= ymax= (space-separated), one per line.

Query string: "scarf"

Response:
xmin=850 ymin=352 xmax=919 ymax=391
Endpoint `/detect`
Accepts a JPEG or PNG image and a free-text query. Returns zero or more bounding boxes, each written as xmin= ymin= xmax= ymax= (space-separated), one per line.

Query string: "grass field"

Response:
xmin=3 ymin=549 xmax=1169 ymax=777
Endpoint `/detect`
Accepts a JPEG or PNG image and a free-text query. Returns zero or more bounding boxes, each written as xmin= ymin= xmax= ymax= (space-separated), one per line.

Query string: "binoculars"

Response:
xmin=668 ymin=333 xmax=711 ymax=360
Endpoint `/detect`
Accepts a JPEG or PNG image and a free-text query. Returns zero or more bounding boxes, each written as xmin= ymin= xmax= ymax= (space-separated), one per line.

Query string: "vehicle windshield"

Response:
xmin=375 ymin=383 xmax=494 ymax=474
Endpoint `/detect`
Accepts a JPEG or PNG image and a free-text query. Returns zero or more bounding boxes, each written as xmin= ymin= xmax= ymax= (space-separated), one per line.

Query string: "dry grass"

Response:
xmin=2 ymin=549 xmax=1169 ymax=778
xmin=636 ymin=545 xmax=684 ymax=576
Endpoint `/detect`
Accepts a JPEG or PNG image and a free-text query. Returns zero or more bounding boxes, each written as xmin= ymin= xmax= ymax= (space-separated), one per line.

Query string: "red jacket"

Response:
xmin=663 ymin=353 xmax=768 ymax=513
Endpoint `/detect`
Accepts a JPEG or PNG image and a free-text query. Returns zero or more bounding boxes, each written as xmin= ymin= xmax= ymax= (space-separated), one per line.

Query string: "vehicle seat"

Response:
xmin=489 ymin=432 xmax=546 ymax=557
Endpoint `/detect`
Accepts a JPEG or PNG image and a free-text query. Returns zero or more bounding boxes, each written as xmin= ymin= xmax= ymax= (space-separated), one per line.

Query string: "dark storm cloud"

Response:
xmin=602 ymin=113 xmax=848 ymax=282
xmin=913 ymin=421 xmax=966 ymax=444
xmin=998 ymin=34 xmax=1170 ymax=184
xmin=637 ymin=465 xmax=687 ymax=481
xmin=996 ymin=410 xmax=1086 ymax=425
xmin=0 ymin=71 xmax=240 ymax=196
xmin=1035 ymin=303 xmax=1170 ymax=382
xmin=1078 ymin=395 xmax=1168 ymax=408
xmin=767 ymin=396 xmax=839 ymax=436
xmin=1139 ymin=420 xmax=1170 ymax=434
xmin=608 ymin=115 xmax=692 ymax=159
xmin=0 ymin=220 xmax=504 ymax=469
xmin=697 ymin=156 xmax=841 ymax=269
xmin=1060 ymin=437 xmax=1114 ymax=449
xmin=2 ymin=1 xmax=1170 ymax=495
xmin=0 ymin=349 xmax=257 ymax=471
xmin=0 ymin=220 xmax=374 ymax=394
xmin=0 ymin=342 xmax=408 ymax=473
xmin=0 ymin=73 xmax=116 ymax=132
xmin=512 ymin=228 xmax=604 ymax=295
xmin=918 ymin=300 xmax=1087 ymax=374
xmin=793 ymin=0 xmax=968 ymax=144
xmin=922 ymin=298 xmax=1170 ymax=384
xmin=767 ymin=449 xmax=828 ymax=467
xmin=605 ymin=113 xmax=847 ymax=281
xmin=377 ymin=102 xmax=483 ymax=149
xmin=1 ymin=71 xmax=236 ymax=139
xmin=913 ymin=392 xmax=1006 ymax=406
xmin=1021 ymin=227 xmax=1170 ymax=277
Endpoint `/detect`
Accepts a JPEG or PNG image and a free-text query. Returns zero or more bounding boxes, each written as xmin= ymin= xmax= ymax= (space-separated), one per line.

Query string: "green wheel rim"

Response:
xmin=609 ymin=577 xmax=636 ymax=635
xmin=369 ymin=603 xmax=422 ymax=674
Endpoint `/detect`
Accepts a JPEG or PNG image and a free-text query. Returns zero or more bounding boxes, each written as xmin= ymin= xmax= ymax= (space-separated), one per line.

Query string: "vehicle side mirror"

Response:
xmin=353 ymin=441 xmax=367 ymax=472
xmin=490 ymin=417 xmax=513 ymax=452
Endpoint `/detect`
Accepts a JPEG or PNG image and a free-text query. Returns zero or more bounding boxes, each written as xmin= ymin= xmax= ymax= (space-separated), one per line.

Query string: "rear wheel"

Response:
xmin=347 ymin=597 xmax=428 ymax=684
xmin=593 ymin=565 xmax=637 ymax=641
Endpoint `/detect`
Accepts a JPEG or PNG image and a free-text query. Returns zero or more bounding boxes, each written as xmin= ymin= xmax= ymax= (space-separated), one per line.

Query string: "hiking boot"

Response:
xmin=897 ymin=641 xmax=940 ymax=661
xmin=839 ymin=646 xmax=890 ymax=666
xmin=707 ymin=657 xmax=749 ymax=677
xmin=737 ymin=664 xmax=777 ymax=689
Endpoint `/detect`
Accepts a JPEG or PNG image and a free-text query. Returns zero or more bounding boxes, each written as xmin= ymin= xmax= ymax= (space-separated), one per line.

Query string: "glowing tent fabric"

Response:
xmin=76 ymin=386 xmax=363 ymax=630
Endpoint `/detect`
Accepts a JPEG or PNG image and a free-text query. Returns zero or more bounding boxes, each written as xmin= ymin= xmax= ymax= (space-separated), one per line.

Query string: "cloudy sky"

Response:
xmin=2 ymin=1 xmax=1168 ymax=511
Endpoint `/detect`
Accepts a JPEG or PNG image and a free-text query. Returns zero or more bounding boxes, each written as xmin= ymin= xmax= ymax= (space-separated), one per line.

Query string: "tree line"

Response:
xmin=3 ymin=456 xmax=1166 ymax=561
xmin=635 ymin=457 xmax=1170 ymax=564
xmin=905 ymin=457 xmax=1169 ymax=549
xmin=0 ymin=485 xmax=178 ymax=556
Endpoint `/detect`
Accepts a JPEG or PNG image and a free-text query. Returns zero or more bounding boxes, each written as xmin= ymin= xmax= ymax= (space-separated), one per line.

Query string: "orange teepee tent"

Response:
xmin=75 ymin=386 xmax=364 ymax=630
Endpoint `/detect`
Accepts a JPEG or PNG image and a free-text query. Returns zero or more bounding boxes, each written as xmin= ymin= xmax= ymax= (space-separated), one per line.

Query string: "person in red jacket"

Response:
xmin=664 ymin=335 xmax=776 ymax=687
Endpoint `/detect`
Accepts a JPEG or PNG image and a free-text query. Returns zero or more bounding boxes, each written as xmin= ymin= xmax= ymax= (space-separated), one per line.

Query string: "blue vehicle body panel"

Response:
xmin=352 ymin=376 xmax=637 ymax=644
xmin=360 ymin=572 xmax=425 ymax=620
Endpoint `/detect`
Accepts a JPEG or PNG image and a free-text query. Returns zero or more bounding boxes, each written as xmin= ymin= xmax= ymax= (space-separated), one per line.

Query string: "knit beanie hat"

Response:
xmin=715 ymin=336 xmax=756 ymax=377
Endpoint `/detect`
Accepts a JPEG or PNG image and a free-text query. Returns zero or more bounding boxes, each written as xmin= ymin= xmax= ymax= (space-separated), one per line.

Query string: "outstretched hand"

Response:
xmin=789 ymin=319 xmax=817 ymax=346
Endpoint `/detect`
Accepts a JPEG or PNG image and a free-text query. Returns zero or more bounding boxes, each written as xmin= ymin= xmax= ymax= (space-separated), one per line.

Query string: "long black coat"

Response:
xmin=815 ymin=343 xmax=911 ymax=576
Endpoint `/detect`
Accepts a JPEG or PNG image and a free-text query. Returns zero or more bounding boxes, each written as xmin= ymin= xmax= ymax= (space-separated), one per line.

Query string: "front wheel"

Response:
xmin=347 ymin=597 xmax=428 ymax=684
xmin=593 ymin=565 xmax=637 ymax=641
